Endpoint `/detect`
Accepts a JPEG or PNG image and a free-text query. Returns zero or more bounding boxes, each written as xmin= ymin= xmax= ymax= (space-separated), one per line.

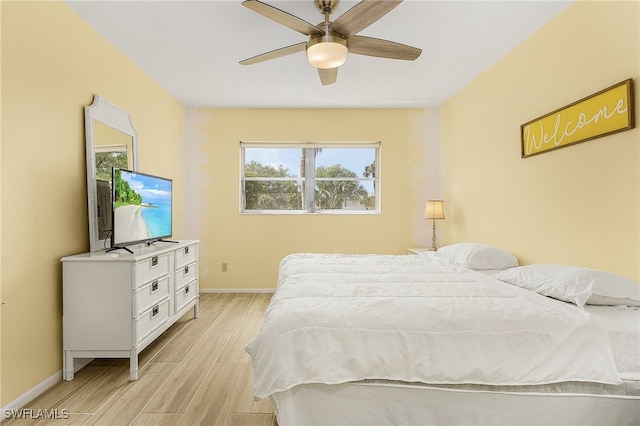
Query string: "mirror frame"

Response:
xmin=85 ymin=95 xmax=138 ymax=252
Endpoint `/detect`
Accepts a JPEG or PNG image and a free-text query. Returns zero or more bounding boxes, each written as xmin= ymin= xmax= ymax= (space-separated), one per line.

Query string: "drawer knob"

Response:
xmin=151 ymin=280 xmax=159 ymax=292
xmin=184 ymin=246 xmax=189 ymax=255
xmin=184 ymin=265 xmax=189 ymax=275
xmin=184 ymin=285 xmax=190 ymax=295
xmin=152 ymin=305 xmax=159 ymax=318
xmin=151 ymin=256 xmax=158 ymax=267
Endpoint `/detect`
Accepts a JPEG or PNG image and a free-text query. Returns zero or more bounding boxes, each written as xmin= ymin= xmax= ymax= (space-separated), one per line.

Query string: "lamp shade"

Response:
xmin=307 ymin=32 xmax=348 ymax=69
xmin=424 ymin=200 xmax=445 ymax=220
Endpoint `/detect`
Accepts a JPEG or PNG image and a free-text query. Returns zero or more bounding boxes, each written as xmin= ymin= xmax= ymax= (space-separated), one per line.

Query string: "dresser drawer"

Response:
xmin=135 ymin=253 xmax=171 ymax=286
xmin=175 ymin=244 xmax=197 ymax=269
xmin=135 ymin=296 xmax=170 ymax=344
xmin=176 ymin=280 xmax=198 ymax=313
xmin=136 ymin=275 xmax=170 ymax=315
xmin=176 ymin=261 xmax=197 ymax=289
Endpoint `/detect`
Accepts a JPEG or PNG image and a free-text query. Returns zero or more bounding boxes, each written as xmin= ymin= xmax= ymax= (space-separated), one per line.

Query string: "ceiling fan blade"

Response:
xmin=318 ymin=67 xmax=338 ymax=85
xmin=242 ymin=0 xmax=323 ymax=36
xmin=240 ymin=42 xmax=307 ymax=65
xmin=330 ymin=0 xmax=402 ymax=38
xmin=348 ymin=35 xmax=421 ymax=61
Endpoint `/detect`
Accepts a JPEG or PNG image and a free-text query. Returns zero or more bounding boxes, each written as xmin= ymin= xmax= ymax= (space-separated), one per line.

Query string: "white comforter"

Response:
xmin=246 ymin=253 xmax=621 ymax=400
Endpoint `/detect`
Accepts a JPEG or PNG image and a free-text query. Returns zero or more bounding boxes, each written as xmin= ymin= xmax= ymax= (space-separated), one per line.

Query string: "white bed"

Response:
xmin=246 ymin=247 xmax=640 ymax=425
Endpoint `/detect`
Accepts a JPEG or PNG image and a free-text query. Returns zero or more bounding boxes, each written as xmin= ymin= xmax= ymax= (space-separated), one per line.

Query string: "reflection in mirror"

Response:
xmin=93 ymin=121 xmax=134 ymax=241
xmin=85 ymin=96 xmax=138 ymax=252
xmin=94 ymin=121 xmax=133 ymax=179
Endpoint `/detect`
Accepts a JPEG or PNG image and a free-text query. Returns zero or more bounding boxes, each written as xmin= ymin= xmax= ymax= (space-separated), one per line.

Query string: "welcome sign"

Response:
xmin=521 ymin=79 xmax=634 ymax=158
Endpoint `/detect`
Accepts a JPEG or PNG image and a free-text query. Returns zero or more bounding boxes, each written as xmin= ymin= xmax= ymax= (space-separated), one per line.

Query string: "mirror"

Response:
xmin=85 ymin=95 xmax=138 ymax=252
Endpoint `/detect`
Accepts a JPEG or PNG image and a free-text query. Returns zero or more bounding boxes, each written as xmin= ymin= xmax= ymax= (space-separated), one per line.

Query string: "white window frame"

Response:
xmin=240 ymin=141 xmax=381 ymax=214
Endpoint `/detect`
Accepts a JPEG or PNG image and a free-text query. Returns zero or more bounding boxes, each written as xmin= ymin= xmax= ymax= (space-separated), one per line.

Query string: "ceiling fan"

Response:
xmin=239 ymin=0 xmax=422 ymax=85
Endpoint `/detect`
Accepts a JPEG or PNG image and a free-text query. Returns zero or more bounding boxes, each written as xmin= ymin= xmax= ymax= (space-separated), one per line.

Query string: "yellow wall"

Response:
xmin=442 ymin=0 xmax=639 ymax=280
xmin=1 ymin=1 xmax=183 ymax=405
xmin=184 ymin=108 xmax=437 ymax=289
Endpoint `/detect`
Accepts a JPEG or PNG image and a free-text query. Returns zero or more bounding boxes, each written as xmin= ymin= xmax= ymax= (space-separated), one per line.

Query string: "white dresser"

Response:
xmin=61 ymin=240 xmax=199 ymax=381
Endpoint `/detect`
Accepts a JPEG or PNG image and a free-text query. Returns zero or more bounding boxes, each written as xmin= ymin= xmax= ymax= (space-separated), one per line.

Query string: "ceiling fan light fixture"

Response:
xmin=307 ymin=32 xmax=348 ymax=69
xmin=240 ymin=0 xmax=420 ymax=84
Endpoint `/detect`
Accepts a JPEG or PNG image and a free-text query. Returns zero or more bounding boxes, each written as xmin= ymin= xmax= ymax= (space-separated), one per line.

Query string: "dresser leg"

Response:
xmin=194 ymin=298 xmax=200 ymax=319
xmin=129 ymin=353 xmax=138 ymax=381
xmin=63 ymin=351 xmax=75 ymax=381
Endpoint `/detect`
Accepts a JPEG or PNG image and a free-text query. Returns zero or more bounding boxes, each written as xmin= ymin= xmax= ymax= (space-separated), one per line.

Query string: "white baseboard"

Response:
xmin=200 ymin=288 xmax=275 ymax=294
xmin=1 ymin=370 xmax=61 ymax=420
xmin=1 ymin=358 xmax=94 ymax=422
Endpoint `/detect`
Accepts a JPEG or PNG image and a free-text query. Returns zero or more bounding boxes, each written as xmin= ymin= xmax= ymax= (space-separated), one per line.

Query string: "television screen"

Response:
xmin=111 ymin=168 xmax=172 ymax=247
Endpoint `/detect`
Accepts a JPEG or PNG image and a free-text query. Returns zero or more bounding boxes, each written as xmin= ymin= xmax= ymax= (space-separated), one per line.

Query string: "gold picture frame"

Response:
xmin=521 ymin=79 xmax=635 ymax=158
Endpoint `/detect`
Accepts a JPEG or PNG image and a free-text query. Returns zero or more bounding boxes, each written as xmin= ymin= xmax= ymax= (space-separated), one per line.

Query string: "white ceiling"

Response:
xmin=65 ymin=0 xmax=571 ymax=109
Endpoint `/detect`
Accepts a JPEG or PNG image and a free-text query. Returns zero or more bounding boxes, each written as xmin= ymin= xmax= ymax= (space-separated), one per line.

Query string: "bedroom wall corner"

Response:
xmin=441 ymin=0 xmax=640 ymax=280
xmin=182 ymin=108 xmax=211 ymax=277
xmin=412 ymin=107 xmax=444 ymax=247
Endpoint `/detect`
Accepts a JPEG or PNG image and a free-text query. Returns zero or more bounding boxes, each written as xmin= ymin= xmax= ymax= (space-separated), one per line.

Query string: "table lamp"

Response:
xmin=424 ymin=200 xmax=445 ymax=251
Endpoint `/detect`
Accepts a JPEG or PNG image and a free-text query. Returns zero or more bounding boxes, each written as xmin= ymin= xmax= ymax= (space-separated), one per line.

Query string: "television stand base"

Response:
xmin=147 ymin=239 xmax=179 ymax=246
xmin=105 ymin=246 xmax=134 ymax=254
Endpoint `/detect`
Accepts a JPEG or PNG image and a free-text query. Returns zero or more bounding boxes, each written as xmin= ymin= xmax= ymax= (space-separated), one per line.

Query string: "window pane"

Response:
xmin=315 ymin=179 xmax=374 ymax=211
xmin=243 ymin=180 xmax=302 ymax=210
xmin=314 ymin=148 xmax=376 ymax=211
xmin=244 ymin=148 xmax=302 ymax=177
xmin=315 ymin=148 xmax=375 ymax=178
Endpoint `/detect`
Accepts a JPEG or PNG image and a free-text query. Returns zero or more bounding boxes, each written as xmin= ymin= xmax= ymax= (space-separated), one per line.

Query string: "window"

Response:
xmin=241 ymin=142 xmax=380 ymax=214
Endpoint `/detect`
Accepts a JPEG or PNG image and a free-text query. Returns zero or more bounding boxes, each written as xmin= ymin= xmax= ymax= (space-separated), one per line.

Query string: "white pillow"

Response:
xmin=585 ymin=269 xmax=640 ymax=306
xmin=493 ymin=265 xmax=591 ymax=306
xmin=436 ymin=243 xmax=519 ymax=270
xmin=493 ymin=264 xmax=640 ymax=307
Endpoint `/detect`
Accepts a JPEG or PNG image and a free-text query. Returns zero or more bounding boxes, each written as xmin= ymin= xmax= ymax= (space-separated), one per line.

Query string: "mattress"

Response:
xmin=246 ymin=253 xmax=623 ymax=400
xmin=585 ymin=305 xmax=640 ymax=380
xmin=270 ymin=306 xmax=640 ymax=425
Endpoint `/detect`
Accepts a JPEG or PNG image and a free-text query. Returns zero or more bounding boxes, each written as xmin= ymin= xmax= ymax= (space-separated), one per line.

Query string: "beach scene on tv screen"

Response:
xmin=113 ymin=169 xmax=172 ymax=245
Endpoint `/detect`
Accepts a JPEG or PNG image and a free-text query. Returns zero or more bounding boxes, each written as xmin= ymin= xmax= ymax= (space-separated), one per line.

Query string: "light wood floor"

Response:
xmin=5 ymin=293 xmax=276 ymax=426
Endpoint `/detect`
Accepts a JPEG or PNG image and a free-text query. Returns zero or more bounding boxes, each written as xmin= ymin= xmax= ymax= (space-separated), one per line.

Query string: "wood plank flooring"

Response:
xmin=4 ymin=293 xmax=276 ymax=426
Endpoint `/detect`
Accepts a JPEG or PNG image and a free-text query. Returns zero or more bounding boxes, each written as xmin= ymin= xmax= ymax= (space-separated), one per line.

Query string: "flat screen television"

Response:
xmin=111 ymin=168 xmax=173 ymax=249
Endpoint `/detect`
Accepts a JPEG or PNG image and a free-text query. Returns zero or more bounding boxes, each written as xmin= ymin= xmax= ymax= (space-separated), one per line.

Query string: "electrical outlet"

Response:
xmin=222 ymin=262 xmax=228 ymax=272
